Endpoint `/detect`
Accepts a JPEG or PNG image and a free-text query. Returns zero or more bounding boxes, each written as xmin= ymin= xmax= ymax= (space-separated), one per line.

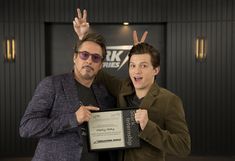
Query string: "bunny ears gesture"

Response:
xmin=73 ymin=8 xmax=148 ymax=43
xmin=133 ymin=30 xmax=148 ymax=45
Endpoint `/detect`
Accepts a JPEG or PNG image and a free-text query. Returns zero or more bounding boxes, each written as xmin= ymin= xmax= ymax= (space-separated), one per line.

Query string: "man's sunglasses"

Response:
xmin=76 ymin=51 xmax=103 ymax=63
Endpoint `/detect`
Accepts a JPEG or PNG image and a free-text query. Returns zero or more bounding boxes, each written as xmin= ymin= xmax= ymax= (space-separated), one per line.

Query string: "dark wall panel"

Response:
xmin=167 ymin=21 xmax=234 ymax=154
xmin=232 ymin=21 xmax=235 ymax=151
xmin=0 ymin=0 xmax=44 ymax=22
xmin=0 ymin=21 xmax=44 ymax=156
xmin=44 ymin=0 xmax=165 ymax=23
xmin=0 ymin=0 xmax=234 ymax=157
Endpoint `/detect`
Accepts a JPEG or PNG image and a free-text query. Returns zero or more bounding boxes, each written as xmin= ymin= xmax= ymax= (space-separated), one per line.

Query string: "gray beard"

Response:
xmin=81 ymin=73 xmax=95 ymax=80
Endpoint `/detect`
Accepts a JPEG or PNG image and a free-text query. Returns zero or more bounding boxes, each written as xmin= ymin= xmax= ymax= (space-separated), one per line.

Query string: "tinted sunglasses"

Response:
xmin=77 ymin=51 xmax=103 ymax=63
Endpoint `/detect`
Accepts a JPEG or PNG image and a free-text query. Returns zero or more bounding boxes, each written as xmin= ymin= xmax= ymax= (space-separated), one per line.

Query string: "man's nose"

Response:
xmin=86 ymin=55 xmax=93 ymax=64
xmin=134 ymin=66 xmax=141 ymax=73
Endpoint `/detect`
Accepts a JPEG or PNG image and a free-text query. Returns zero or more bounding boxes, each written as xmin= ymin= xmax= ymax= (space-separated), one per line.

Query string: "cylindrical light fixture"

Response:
xmin=196 ymin=37 xmax=206 ymax=60
xmin=4 ymin=38 xmax=15 ymax=62
xmin=123 ymin=22 xmax=129 ymax=26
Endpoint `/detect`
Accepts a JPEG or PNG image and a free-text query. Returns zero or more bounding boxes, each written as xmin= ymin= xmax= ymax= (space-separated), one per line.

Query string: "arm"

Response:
xmin=19 ymin=77 xmax=79 ymax=138
xmin=95 ymin=70 xmax=123 ymax=98
xmin=139 ymin=95 xmax=191 ymax=156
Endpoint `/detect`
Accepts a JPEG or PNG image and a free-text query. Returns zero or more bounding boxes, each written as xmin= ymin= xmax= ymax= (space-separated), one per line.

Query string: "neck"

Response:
xmin=135 ymin=82 xmax=154 ymax=99
xmin=77 ymin=78 xmax=93 ymax=88
xmin=135 ymin=89 xmax=148 ymax=99
xmin=74 ymin=74 xmax=94 ymax=88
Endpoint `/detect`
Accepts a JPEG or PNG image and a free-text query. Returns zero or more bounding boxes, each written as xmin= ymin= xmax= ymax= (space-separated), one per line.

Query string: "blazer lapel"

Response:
xmin=62 ymin=73 xmax=81 ymax=111
xmin=140 ymin=83 xmax=160 ymax=109
xmin=120 ymin=79 xmax=160 ymax=109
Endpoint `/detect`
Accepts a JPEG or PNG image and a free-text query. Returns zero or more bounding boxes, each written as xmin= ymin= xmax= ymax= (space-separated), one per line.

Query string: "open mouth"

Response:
xmin=134 ymin=76 xmax=143 ymax=82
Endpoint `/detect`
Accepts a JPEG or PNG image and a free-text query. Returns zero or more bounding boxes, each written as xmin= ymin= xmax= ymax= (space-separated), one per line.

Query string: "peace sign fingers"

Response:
xmin=133 ymin=30 xmax=148 ymax=45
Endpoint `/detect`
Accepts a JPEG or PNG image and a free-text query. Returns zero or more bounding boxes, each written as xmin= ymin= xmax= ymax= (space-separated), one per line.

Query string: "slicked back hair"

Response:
xmin=74 ymin=32 xmax=107 ymax=61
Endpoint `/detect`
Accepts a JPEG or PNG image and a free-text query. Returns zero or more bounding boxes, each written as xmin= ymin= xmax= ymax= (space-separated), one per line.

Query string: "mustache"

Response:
xmin=82 ymin=65 xmax=94 ymax=71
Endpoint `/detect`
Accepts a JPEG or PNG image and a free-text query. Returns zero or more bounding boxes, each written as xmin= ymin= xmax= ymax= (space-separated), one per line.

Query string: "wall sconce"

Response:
xmin=123 ymin=22 xmax=129 ymax=26
xmin=196 ymin=37 xmax=206 ymax=60
xmin=4 ymin=38 xmax=16 ymax=62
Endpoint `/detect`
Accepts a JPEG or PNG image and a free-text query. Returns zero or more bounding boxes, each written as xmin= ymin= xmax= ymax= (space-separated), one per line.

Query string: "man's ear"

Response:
xmin=73 ymin=54 xmax=77 ymax=63
xmin=154 ymin=66 xmax=160 ymax=76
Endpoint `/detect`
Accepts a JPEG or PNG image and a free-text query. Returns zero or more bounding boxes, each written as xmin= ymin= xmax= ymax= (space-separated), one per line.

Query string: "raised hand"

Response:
xmin=133 ymin=30 xmax=148 ymax=45
xmin=73 ymin=8 xmax=90 ymax=40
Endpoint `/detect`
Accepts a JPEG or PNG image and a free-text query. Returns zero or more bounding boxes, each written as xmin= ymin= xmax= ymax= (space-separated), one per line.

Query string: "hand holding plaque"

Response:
xmin=88 ymin=108 xmax=140 ymax=151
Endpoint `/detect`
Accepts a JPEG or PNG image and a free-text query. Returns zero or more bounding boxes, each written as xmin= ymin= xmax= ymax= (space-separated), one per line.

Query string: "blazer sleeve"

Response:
xmin=96 ymin=70 xmax=123 ymax=97
xmin=19 ymin=77 xmax=79 ymax=138
xmin=139 ymin=95 xmax=191 ymax=157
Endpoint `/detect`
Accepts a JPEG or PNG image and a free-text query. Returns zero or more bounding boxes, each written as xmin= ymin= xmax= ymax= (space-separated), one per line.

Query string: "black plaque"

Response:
xmin=88 ymin=108 xmax=140 ymax=151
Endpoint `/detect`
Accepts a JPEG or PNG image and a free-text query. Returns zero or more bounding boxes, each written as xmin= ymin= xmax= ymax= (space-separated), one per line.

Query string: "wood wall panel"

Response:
xmin=0 ymin=0 xmax=234 ymax=157
xmin=166 ymin=21 xmax=234 ymax=154
xmin=0 ymin=21 xmax=44 ymax=156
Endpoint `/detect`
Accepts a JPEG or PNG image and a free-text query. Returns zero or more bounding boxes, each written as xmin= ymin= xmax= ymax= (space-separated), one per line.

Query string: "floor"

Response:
xmin=166 ymin=156 xmax=235 ymax=161
xmin=0 ymin=156 xmax=235 ymax=161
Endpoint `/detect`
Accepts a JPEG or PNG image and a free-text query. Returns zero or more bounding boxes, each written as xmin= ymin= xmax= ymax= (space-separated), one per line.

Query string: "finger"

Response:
xmin=84 ymin=106 xmax=100 ymax=111
xmin=75 ymin=17 xmax=81 ymax=25
xmin=135 ymin=111 xmax=141 ymax=119
xmin=85 ymin=112 xmax=91 ymax=120
xmin=133 ymin=30 xmax=138 ymax=45
xmin=73 ymin=21 xmax=77 ymax=27
xmin=135 ymin=109 xmax=142 ymax=114
xmin=77 ymin=8 xmax=82 ymax=19
xmin=83 ymin=9 xmax=87 ymax=21
xmin=140 ymin=31 xmax=148 ymax=43
xmin=135 ymin=116 xmax=140 ymax=123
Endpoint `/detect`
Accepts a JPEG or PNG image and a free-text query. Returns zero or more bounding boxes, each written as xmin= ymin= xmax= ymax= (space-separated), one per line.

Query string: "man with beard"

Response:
xmin=19 ymin=32 xmax=116 ymax=161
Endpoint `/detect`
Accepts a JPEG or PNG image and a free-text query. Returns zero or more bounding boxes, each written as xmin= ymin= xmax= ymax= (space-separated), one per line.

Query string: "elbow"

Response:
xmin=182 ymin=143 xmax=191 ymax=157
xmin=179 ymin=136 xmax=191 ymax=157
xmin=19 ymin=122 xmax=33 ymax=138
xmin=19 ymin=126 xmax=29 ymax=138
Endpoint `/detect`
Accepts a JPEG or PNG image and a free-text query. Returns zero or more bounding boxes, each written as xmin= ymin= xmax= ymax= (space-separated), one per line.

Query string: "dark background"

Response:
xmin=0 ymin=0 xmax=234 ymax=157
xmin=45 ymin=23 xmax=165 ymax=84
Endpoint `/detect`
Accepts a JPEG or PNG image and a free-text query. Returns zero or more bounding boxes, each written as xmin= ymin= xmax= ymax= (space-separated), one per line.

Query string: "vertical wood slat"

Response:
xmin=0 ymin=22 xmax=44 ymax=157
xmin=45 ymin=0 xmax=163 ymax=23
xmin=232 ymin=21 xmax=235 ymax=153
xmin=166 ymin=21 xmax=233 ymax=154
xmin=0 ymin=22 xmax=6 ymax=154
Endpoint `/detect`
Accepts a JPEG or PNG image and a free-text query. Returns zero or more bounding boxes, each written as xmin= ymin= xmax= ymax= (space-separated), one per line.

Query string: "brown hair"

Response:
xmin=74 ymin=32 xmax=107 ymax=60
xmin=128 ymin=42 xmax=160 ymax=68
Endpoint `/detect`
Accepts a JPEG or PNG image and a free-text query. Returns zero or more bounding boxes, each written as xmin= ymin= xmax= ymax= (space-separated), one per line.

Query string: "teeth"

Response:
xmin=134 ymin=77 xmax=142 ymax=81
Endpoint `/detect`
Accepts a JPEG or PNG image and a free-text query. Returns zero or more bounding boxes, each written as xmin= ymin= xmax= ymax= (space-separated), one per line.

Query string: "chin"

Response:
xmin=133 ymin=84 xmax=142 ymax=89
xmin=82 ymin=74 xmax=94 ymax=80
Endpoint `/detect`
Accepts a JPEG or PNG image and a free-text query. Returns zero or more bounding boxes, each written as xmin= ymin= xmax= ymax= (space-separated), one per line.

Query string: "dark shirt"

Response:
xmin=76 ymin=81 xmax=99 ymax=161
xmin=125 ymin=93 xmax=143 ymax=107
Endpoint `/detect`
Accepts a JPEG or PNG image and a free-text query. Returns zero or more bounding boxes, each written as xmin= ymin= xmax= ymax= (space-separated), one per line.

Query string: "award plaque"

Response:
xmin=88 ymin=108 xmax=140 ymax=151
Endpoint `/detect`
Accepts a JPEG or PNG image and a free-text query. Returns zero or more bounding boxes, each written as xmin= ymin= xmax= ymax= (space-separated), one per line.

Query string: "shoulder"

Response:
xmin=151 ymin=85 xmax=182 ymax=106
xmin=151 ymin=84 xmax=178 ymax=99
xmin=159 ymin=87 xmax=179 ymax=99
xmin=158 ymin=87 xmax=184 ymax=113
xmin=38 ymin=73 xmax=71 ymax=88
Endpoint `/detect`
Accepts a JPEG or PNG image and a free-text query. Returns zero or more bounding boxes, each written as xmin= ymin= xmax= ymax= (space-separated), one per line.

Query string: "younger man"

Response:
xmin=97 ymin=43 xmax=191 ymax=161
